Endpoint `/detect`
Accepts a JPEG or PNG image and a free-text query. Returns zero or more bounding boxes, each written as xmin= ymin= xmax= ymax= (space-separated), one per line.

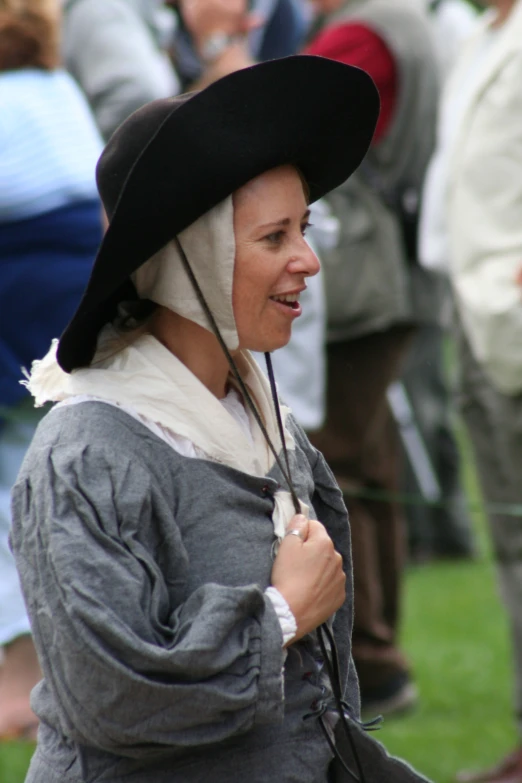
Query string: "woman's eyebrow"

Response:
xmin=258 ymin=209 xmax=310 ymax=231
xmin=258 ymin=217 xmax=291 ymax=231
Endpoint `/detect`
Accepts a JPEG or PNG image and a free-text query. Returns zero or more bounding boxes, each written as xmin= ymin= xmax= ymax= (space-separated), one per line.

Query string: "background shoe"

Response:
xmin=360 ymin=672 xmax=418 ymax=720
xmin=456 ymin=747 xmax=522 ymax=783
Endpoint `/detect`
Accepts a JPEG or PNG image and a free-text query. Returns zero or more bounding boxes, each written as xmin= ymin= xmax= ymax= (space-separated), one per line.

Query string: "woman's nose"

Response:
xmin=300 ymin=238 xmax=321 ymax=277
xmin=305 ymin=245 xmax=321 ymax=277
xmin=289 ymin=240 xmax=321 ymax=278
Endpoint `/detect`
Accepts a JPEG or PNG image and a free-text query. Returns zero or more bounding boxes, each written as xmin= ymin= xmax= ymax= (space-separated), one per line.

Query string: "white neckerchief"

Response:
xmin=24 ymin=327 xmax=308 ymax=543
xmin=419 ymin=23 xmax=498 ymax=273
xmin=55 ymin=385 xmax=253 ymax=459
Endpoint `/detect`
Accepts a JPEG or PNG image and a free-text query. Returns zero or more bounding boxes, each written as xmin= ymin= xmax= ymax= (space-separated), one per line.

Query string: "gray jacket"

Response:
xmin=62 ymin=0 xmax=180 ymax=140
xmin=11 ymin=402 xmax=357 ymax=782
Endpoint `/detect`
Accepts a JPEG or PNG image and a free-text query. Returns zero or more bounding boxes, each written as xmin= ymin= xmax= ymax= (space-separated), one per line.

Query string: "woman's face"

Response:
xmin=232 ymin=165 xmax=320 ymax=353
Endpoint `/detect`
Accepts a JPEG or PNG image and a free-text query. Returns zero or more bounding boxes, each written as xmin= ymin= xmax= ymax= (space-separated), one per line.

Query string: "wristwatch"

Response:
xmin=200 ymin=32 xmax=241 ymax=64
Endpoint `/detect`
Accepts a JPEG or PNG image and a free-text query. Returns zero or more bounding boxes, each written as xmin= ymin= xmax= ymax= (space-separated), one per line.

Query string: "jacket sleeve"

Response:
xmin=10 ymin=442 xmax=285 ymax=758
xmin=449 ymin=49 xmax=522 ymax=395
xmin=62 ymin=0 xmax=180 ymax=140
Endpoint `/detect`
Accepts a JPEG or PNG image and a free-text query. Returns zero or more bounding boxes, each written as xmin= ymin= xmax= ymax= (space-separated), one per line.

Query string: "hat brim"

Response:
xmin=57 ymin=55 xmax=380 ymax=372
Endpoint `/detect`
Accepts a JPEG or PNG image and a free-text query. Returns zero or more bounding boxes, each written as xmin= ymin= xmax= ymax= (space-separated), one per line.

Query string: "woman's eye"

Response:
xmin=265 ymin=231 xmax=285 ymax=244
xmin=263 ymin=223 xmax=313 ymax=244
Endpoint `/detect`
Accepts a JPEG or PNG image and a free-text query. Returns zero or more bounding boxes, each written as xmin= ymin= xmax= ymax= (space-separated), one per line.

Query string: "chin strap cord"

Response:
xmin=262 ymin=357 xmax=369 ymax=782
xmin=174 ymin=237 xmax=300 ymax=512
xmin=263 ymin=352 xmax=300 ymax=514
xmin=175 ymin=236 xmax=367 ymax=779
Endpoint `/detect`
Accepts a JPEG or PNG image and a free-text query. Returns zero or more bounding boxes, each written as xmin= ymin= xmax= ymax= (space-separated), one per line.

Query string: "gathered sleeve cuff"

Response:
xmin=265 ymin=586 xmax=297 ymax=647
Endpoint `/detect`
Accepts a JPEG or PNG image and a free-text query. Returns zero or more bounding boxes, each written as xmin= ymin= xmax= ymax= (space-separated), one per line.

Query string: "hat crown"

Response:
xmin=96 ymin=94 xmax=192 ymax=220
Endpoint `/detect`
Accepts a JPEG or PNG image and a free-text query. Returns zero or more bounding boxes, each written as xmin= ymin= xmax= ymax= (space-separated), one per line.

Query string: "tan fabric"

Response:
xmin=132 ymin=196 xmax=239 ymax=350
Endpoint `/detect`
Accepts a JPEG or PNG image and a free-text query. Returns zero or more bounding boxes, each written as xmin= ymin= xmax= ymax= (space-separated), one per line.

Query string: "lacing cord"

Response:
xmin=174 ymin=236 xmax=371 ymax=780
xmin=317 ymin=624 xmax=370 ymax=783
xmin=265 ymin=349 xmax=374 ymax=783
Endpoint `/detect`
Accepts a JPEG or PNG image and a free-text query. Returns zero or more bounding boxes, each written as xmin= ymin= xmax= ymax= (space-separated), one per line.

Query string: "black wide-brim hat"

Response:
xmin=57 ymin=55 xmax=380 ymax=372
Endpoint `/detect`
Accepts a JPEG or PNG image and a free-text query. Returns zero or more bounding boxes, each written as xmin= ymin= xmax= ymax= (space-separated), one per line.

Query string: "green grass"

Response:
xmin=380 ymin=555 xmax=514 ymax=782
xmin=0 ymin=742 xmax=34 ymax=783
xmin=380 ymin=421 xmax=515 ymax=782
xmin=0 ymin=428 xmax=514 ymax=783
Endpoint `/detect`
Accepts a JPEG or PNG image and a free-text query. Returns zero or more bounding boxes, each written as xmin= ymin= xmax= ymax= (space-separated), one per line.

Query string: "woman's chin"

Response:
xmin=245 ymin=335 xmax=292 ymax=354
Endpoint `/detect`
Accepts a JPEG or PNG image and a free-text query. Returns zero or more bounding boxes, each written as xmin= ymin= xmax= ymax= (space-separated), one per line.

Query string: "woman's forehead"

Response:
xmin=233 ymin=165 xmax=307 ymax=209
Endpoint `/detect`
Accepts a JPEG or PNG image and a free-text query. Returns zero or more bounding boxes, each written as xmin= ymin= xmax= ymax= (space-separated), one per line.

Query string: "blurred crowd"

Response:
xmin=1 ymin=0 xmax=522 ymax=781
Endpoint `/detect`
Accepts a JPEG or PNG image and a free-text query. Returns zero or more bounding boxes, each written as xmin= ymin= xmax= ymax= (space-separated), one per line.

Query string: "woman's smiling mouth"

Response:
xmin=269 ymin=292 xmax=301 ymax=310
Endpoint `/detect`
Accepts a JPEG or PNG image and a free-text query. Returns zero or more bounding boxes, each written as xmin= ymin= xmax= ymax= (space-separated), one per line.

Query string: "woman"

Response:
xmin=0 ymin=0 xmax=103 ymax=738
xmin=10 ymin=56 xmax=420 ymax=783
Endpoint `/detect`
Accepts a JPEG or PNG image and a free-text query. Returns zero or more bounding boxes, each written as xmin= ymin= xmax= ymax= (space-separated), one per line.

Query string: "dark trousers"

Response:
xmin=309 ymin=325 xmax=415 ymax=691
xmin=401 ymin=324 xmax=476 ymax=559
xmin=457 ymin=325 xmax=522 ymax=727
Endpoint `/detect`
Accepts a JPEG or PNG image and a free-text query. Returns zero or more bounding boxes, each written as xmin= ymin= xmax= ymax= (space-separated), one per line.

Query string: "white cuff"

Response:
xmin=265 ymin=586 xmax=297 ymax=647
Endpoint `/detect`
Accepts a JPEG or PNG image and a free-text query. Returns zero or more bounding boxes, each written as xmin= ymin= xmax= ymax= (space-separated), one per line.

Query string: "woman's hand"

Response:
xmin=179 ymin=0 xmax=261 ymax=48
xmin=271 ymin=514 xmax=346 ymax=644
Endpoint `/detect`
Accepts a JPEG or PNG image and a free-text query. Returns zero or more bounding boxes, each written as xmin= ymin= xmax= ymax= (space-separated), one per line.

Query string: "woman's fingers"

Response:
xmin=271 ymin=517 xmax=346 ymax=642
xmin=284 ymin=514 xmax=309 ymax=543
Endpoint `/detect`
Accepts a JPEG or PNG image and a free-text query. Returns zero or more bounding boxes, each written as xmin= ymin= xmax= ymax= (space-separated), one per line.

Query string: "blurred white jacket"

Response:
xmin=427 ymin=0 xmax=478 ymax=77
xmin=423 ymin=0 xmax=522 ymax=394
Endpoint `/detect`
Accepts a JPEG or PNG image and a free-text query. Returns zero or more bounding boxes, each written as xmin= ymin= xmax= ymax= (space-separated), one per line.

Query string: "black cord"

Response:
xmin=175 ymin=236 xmax=365 ymax=779
xmin=317 ymin=624 xmax=368 ymax=783
xmin=174 ymin=236 xmax=301 ymax=506
xmin=264 ymin=352 xmax=301 ymax=514
xmin=262 ymin=358 xmax=367 ymax=780
xmin=318 ymin=715 xmax=361 ymax=783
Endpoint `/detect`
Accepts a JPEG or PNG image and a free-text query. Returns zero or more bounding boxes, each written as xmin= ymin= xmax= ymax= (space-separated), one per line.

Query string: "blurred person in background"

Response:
xmin=400 ymin=0 xmax=480 ymax=564
xmin=420 ymin=0 xmax=522 ymax=779
xmin=250 ymin=0 xmax=308 ymax=58
xmin=61 ymin=0 xmax=181 ymax=141
xmin=0 ymin=0 xmax=103 ymax=739
xmin=303 ymin=0 xmax=440 ymax=718
xmin=428 ymin=0 xmax=480 ymax=75
xmin=171 ymin=0 xmax=308 ymax=90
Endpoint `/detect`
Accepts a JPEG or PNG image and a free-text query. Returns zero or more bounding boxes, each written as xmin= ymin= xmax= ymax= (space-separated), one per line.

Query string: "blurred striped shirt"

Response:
xmin=0 ymin=68 xmax=103 ymax=221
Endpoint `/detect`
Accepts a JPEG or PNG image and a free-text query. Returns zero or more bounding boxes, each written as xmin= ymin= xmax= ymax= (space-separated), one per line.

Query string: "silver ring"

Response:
xmin=285 ymin=528 xmax=305 ymax=541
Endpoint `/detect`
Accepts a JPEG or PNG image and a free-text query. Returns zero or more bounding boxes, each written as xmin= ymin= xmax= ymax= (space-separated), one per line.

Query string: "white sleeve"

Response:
xmin=265 ymin=586 xmax=297 ymax=647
